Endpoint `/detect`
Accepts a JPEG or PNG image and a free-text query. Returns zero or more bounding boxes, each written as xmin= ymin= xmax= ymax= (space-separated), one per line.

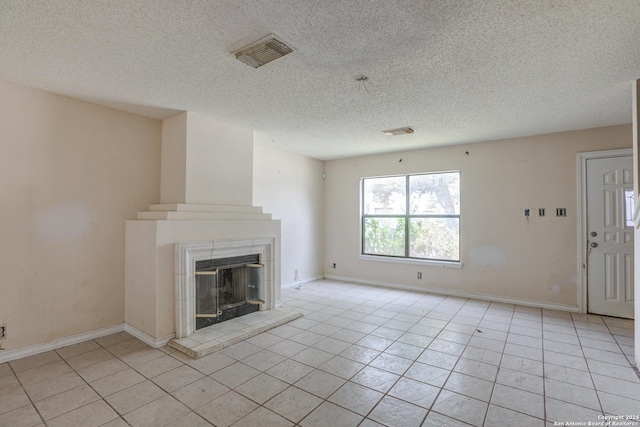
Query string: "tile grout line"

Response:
xmin=293 ymin=287 xmax=449 ymax=425
xmin=289 ymin=288 xmax=371 ymax=426
xmin=426 ymin=297 xmax=484 ymax=426
xmin=481 ymin=302 xmax=513 ymax=426
xmin=235 ymin=289 xmax=368 ymax=426
xmin=570 ymin=313 xmax=607 ymax=417
xmin=386 ymin=292 xmax=474 ymax=425
xmin=602 ymin=317 xmax=638 ymax=373
xmin=540 ymin=310 xmax=548 ymax=424
xmin=166 ymin=286 xmax=635 ymax=424
xmin=63 ymin=338 xmax=137 ymax=426
xmin=6 ymin=358 xmax=47 ymax=427
xmin=376 ymin=293 xmax=461 ymax=426
xmin=307 ymin=288 xmax=432 ymax=426
xmin=385 ymin=294 xmax=486 ymax=425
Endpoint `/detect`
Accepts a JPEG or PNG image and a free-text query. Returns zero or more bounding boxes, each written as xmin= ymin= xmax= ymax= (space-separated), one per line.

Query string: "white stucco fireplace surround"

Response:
xmin=125 ymin=112 xmax=301 ymax=358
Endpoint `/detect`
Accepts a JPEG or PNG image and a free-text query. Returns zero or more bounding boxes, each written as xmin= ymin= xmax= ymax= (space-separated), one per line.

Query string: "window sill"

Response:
xmin=359 ymin=254 xmax=463 ymax=269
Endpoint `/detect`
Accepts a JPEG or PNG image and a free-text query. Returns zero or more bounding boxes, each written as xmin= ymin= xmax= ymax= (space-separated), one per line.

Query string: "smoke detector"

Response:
xmin=232 ymin=34 xmax=293 ymax=68
xmin=382 ymin=127 xmax=415 ymax=136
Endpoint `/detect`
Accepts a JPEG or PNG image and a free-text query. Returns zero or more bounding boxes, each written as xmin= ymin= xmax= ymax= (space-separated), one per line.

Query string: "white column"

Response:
xmin=160 ymin=112 xmax=254 ymax=206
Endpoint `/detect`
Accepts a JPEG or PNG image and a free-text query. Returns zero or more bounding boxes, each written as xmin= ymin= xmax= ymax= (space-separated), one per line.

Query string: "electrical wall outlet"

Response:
xmin=417 ymin=272 xmax=422 ymax=279
xmin=524 ymin=209 xmax=530 ymax=217
xmin=556 ymin=208 xmax=567 ymax=217
xmin=332 ymin=263 xmax=336 ymax=269
xmin=538 ymin=208 xmax=545 ymax=217
xmin=0 ymin=324 xmax=6 ymax=340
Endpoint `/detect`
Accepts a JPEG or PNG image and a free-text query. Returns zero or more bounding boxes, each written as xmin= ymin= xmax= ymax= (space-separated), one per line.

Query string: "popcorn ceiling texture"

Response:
xmin=0 ymin=0 xmax=638 ymax=160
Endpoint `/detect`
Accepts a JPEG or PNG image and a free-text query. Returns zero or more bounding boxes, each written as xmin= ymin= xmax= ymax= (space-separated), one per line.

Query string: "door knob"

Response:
xmin=590 ymin=242 xmax=598 ymax=248
xmin=590 ymin=231 xmax=597 ymax=237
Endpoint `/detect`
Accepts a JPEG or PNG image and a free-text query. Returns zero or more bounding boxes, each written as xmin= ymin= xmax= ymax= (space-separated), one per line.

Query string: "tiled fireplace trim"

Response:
xmin=174 ymin=238 xmax=276 ymax=339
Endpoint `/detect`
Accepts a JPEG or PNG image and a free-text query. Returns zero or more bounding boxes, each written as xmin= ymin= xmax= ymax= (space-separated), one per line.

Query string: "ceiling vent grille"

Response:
xmin=233 ymin=35 xmax=293 ymax=68
xmin=382 ymin=127 xmax=415 ymax=136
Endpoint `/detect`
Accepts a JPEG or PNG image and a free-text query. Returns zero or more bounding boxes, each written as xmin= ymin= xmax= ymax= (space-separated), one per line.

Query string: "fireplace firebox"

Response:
xmin=195 ymin=254 xmax=265 ymax=329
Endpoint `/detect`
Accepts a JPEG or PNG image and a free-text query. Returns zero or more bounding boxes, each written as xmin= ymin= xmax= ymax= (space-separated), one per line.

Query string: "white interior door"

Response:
xmin=586 ymin=155 xmax=634 ymax=318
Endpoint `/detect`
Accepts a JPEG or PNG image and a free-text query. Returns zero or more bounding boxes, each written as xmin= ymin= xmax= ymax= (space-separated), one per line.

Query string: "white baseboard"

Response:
xmin=281 ymin=275 xmax=325 ymax=289
xmin=0 ymin=324 xmax=125 ymax=364
xmin=323 ymin=274 xmax=579 ymax=313
xmin=0 ymin=323 xmax=177 ymax=364
xmin=124 ymin=324 xmax=174 ymax=348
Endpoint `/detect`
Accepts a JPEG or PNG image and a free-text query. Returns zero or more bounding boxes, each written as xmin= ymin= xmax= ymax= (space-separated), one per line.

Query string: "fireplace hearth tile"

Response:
xmin=168 ymin=307 xmax=303 ymax=359
xmin=171 ymin=337 xmax=202 ymax=350
xmin=190 ymin=331 xmax=225 ymax=344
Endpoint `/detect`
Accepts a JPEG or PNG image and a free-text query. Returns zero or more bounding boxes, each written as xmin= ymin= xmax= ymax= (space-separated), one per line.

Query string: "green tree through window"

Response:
xmin=362 ymin=172 xmax=460 ymax=261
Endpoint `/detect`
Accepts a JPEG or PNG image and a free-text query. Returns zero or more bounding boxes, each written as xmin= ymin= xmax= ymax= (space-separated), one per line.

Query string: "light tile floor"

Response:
xmin=1 ymin=279 xmax=639 ymax=427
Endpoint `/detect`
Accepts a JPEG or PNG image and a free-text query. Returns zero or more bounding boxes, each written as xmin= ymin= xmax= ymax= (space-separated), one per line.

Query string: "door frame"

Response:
xmin=577 ymin=148 xmax=633 ymax=314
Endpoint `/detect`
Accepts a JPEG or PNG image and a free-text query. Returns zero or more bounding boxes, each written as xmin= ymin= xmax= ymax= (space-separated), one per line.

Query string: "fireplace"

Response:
xmin=174 ymin=238 xmax=276 ymax=339
xmin=125 ymin=112 xmax=283 ymax=349
xmin=195 ymin=254 xmax=264 ymax=329
xmin=168 ymin=235 xmax=301 ymax=359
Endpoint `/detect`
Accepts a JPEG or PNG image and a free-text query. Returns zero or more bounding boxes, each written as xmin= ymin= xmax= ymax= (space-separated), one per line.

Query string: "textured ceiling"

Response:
xmin=0 ymin=1 xmax=639 ymax=160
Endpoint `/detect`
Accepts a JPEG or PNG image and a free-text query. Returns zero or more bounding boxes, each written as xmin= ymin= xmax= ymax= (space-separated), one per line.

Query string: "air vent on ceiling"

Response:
xmin=382 ymin=127 xmax=415 ymax=136
xmin=232 ymin=35 xmax=293 ymax=69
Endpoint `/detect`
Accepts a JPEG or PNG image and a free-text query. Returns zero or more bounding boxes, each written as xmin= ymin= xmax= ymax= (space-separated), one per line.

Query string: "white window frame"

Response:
xmin=360 ymin=171 xmax=462 ymax=268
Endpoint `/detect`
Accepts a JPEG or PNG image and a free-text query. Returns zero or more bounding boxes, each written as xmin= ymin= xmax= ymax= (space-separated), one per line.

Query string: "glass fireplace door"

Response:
xmin=195 ymin=270 xmax=220 ymax=319
xmin=246 ymin=263 xmax=265 ymax=305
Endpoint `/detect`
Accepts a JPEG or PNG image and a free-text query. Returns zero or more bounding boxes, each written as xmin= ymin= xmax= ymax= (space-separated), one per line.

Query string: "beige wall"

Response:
xmin=253 ymin=144 xmax=325 ymax=285
xmin=0 ymin=80 xmax=161 ymax=350
xmin=324 ymin=125 xmax=632 ymax=308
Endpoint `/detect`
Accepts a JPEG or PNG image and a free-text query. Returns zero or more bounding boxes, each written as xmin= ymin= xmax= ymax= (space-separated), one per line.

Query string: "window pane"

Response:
xmin=625 ymin=189 xmax=634 ymax=227
xmin=409 ymin=218 xmax=459 ymax=261
xmin=409 ymin=173 xmax=459 ymax=215
xmin=363 ymin=176 xmax=406 ymax=215
xmin=363 ymin=217 xmax=406 ymax=256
